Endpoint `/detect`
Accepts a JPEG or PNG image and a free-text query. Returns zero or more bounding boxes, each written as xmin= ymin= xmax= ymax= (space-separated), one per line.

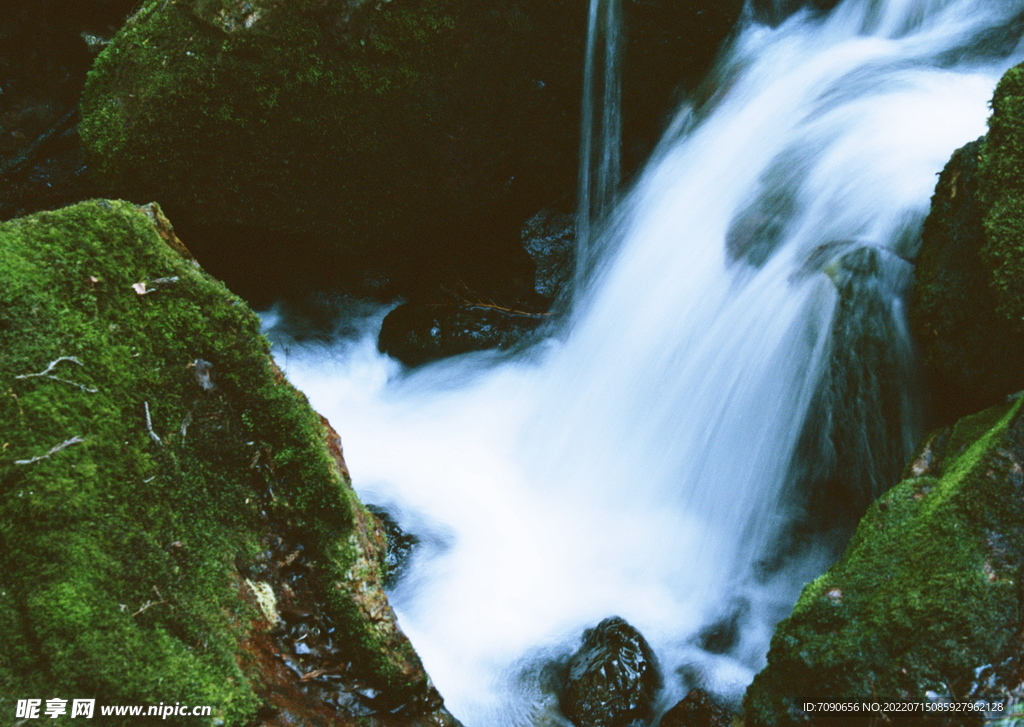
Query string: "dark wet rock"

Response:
xmin=911 ymin=61 xmax=1024 ymax=423
xmin=522 ymin=210 xmax=575 ymax=300
xmin=788 ymin=244 xmax=919 ymax=537
xmin=620 ymin=0 xmax=745 ymax=174
xmin=366 ymin=505 xmax=420 ymax=590
xmin=748 ymin=0 xmax=842 ymax=26
xmin=696 ymin=610 xmax=743 ymax=656
xmin=0 ymin=0 xmax=138 ymax=220
xmin=378 ymin=299 xmax=549 ymax=368
xmin=559 ymin=617 xmax=661 ymax=727
xmin=659 ymin=690 xmax=732 ymax=727
xmin=910 ymin=136 xmax=1024 ymax=422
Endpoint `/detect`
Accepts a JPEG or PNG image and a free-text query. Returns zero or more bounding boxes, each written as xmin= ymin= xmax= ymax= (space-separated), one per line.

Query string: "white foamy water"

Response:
xmin=273 ymin=0 xmax=1024 ymax=723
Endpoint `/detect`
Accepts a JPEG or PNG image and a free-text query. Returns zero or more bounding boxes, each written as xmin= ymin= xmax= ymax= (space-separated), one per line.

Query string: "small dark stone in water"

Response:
xmin=696 ymin=607 xmax=744 ymax=655
xmin=559 ymin=616 xmax=661 ymax=727
xmin=659 ymin=689 xmax=732 ymax=727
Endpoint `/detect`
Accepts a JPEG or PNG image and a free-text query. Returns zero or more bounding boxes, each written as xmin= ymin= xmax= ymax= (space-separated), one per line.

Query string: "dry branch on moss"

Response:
xmin=144 ymin=401 xmax=161 ymax=444
xmin=14 ymin=435 xmax=85 ymax=465
xmin=15 ymin=356 xmax=98 ymax=393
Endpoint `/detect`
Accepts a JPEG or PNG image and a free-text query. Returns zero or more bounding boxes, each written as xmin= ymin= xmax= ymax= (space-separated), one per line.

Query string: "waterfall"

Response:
xmin=576 ymin=0 xmax=622 ymax=292
xmin=274 ymin=0 xmax=1024 ymax=724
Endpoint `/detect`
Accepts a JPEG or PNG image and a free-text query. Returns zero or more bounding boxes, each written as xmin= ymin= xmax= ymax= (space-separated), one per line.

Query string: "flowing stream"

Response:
xmin=270 ymin=0 xmax=1024 ymax=723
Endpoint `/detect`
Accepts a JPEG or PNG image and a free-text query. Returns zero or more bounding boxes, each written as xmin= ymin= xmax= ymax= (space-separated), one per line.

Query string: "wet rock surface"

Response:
xmin=522 ymin=210 xmax=575 ymax=300
xmin=366 ymin=505 xmax=420 ymax=591
xmin=377 ymin=298 xmax=550 ymax=368
xmin=789 ymin=244 xmax=918 ymax=535
xmin=559 ymin=617 xmax=661 ymax=727
xmin=238 ymin=416 xmax=458 ymax=726
xmin=658 ymin=690 xmax=733 ymax=727
xmin=909 ymin=136 xmax=1024 ymax=422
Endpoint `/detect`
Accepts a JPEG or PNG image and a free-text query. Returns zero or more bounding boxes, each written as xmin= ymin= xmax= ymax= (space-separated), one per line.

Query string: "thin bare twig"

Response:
xmin=439 ymin=282 xmax=551 ymax=319
xmin=14 ymin=436 xmax=85 ymax=465
xmin=130 ymin=586 xmax=167 ymax=617
xmin=144 ymin=402 xmax=162 ymax=444
xmin=131 ymin=599 xmax=167 ymax=617
xmin=15 ymin=357 xmax=98 ymax=393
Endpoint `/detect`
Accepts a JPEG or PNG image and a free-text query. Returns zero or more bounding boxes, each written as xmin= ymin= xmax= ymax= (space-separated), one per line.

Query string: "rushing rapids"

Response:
xmin=270 ymin=0 xmax=1024 ymax=723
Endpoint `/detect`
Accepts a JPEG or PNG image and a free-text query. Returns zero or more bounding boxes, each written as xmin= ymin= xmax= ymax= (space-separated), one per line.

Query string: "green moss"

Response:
xmin=0 ymin=201 xmax=420 ymax=724
xmin=74 ymin=0 xmax=604 ymax=304
xmin=78 ymin=0 xmax=546 ymax=266
xmin=744 ymin=400 xmax=1024 ymax=726
xmin=978 ymin=63 xmax=1024 ymax=331
xmin=910 ymin=62 xmax=1024 ymax=417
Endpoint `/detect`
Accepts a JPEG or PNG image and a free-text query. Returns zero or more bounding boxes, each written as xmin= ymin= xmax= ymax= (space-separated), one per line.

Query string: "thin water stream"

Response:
xmin=268 ymin=0 xmax=1024 ymax=724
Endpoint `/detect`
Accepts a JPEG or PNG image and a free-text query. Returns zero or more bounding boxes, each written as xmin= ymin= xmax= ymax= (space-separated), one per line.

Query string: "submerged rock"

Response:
xmin=0 ymin=200 xmax=456 ymax=726
xmin=744 ymin=400 xmax=1024 ymax=726
xmin=559 ymin=617 xmax=661 ymax=727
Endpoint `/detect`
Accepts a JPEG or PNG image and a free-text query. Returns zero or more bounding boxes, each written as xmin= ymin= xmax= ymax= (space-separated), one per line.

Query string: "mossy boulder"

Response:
xmin=79 ymin=0 xmax=584 ymax=301
xmin=979 ymin=64 xmax=1024 ymax=325
xmin=744 ymin=399 xmax=1024 ymax=726
xmin=911 ymin=63 xmax=1024 ymax=420
xmin=79 ymin=0 xmax=741 ymax=303
xmin=0 ymin=200 xmax=455 ymax=726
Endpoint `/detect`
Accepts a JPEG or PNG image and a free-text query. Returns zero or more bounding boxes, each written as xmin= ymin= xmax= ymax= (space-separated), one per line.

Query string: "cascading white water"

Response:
xmin=272 ymin=0 xmax=1024 ymax=723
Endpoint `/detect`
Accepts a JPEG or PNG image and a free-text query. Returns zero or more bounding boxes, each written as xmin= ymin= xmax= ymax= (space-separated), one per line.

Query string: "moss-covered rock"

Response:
xmin=0 ymin=200 xmax=455 ymax=726
xmin=911 ymin=63 xmax=1024 ymax=420
xmin=744 ymin=399 xmax=1024 ymax=726
xmin=78 ymin=0 xmax=741 ymax=304
xmin=79 ymin=0 xmax=584 ymax=301
xmin=979 ymin=64 xmax=1024 ymax=325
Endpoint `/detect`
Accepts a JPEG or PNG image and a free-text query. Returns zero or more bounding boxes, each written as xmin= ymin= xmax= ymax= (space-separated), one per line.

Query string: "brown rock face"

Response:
xmin=238 ymin=415 xmax=460 ymax=727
